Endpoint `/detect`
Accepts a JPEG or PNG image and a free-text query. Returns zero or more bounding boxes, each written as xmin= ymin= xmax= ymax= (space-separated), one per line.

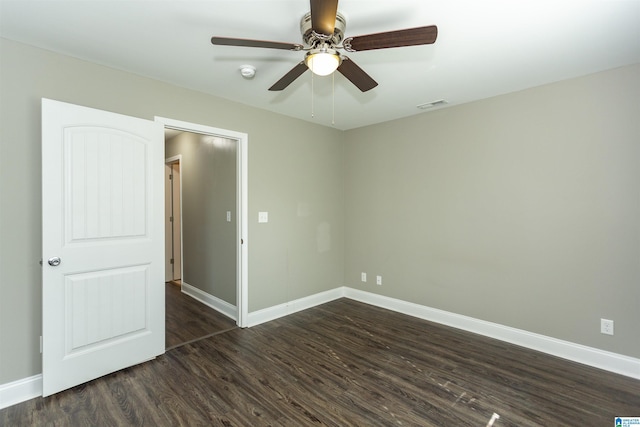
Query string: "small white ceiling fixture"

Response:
xmin=239 ymin=65 xmax=256 ymax=79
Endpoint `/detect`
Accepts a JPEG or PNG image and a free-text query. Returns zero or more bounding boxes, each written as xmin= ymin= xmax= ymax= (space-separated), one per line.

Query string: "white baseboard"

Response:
xmin=246 ymin=287 xmax=344 ymax=327
xmin=181 ymin=282 xmax=237 ymax=321
xmin=343 ymin=287 xmax=640 ymax=380
xmin=3 ymin=286 xmax=638 ymax=411
xmin=0 ymin=374 xmax=41 ymax=410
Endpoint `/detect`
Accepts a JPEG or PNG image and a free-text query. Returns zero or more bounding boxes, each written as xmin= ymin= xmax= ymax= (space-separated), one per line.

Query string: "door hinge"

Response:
xmin=170 ymin=258 xmax=174 ymax=264
xmin=170 ymin=216 xmax=173 ymax=222
xmin=40 ymin=336 xmax=43 ymax=354
xmin=169 ymin=174 xmax=173 ymax=180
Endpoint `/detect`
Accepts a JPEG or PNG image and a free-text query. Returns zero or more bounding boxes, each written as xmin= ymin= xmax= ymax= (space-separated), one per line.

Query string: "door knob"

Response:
xmin=48 ymin=257 xmax=61 ymax=267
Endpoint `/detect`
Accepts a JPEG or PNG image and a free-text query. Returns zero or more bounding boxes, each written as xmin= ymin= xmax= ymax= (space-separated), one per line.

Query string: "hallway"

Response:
xmin=165 ymin=282 xmax=236 ymax=349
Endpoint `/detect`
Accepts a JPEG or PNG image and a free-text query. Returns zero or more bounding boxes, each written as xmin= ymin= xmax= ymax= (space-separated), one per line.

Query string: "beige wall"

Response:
xmin=344 ymin=64 xmax=640 ymax=357
xmin=1 ymin=35 xmax=637 ymax=387
xmin=0 ymin=38 xmax=345 ymax=384
xmin=165 ymin=132 xmax=237 ymax=305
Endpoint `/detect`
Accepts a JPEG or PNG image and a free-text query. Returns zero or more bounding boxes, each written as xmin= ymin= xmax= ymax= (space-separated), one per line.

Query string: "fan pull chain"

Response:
xmin=311 ymin=71 xmax=315 ymax=118
xmin=332 ymin=72 xmax=335 ymax=126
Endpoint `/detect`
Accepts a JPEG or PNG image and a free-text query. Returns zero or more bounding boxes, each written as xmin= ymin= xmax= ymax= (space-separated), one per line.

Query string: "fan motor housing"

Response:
xmin=300 ymin=12 xmax=346 ymax=47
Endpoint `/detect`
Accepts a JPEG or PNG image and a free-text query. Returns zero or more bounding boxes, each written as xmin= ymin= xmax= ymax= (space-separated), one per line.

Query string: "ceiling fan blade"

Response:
xmin=344 ymin=25 xmax=438 ymax=52
xmin=310 ymin=0 xmax=339 ymax=36
xmin=337 ymin=56 xmax=378 ymax=92
xmin=269 ymin=62 xmax=309 ymax=91
xmin=211 ymin=36 xmax=303 ymax=51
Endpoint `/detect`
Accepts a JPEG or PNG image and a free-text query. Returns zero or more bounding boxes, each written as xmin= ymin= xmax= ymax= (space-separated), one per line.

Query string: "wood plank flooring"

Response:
xmin=2 ymin=298 xmax=639 ymax=426
xmin=165 ymin=282 xmax=237 ymax=349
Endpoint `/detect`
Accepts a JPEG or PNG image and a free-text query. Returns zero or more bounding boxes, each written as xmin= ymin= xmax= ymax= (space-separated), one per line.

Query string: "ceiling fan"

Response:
xmin=211 ymin=0 xmax=438 ymax=92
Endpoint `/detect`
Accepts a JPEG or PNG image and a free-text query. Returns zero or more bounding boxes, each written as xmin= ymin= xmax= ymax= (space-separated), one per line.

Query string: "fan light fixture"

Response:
xmin=305 ymin=48 xmax=341 ymax=76
xmin=211 ymin=2 xmax=438 ymax=92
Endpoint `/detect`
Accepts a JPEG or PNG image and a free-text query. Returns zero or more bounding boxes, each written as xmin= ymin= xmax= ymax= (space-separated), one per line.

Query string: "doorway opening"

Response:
xmin=157 ymin=116 xmax=248 ymax=333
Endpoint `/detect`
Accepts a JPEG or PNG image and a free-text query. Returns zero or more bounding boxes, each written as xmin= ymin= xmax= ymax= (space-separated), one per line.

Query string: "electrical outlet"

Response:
xmin=361 ymin=272 xmax=367 ymax=282
xmin=601 ymin=318 xmax=614 ymax=335
xmin=376 ymin=275 xmax=382 ymax=285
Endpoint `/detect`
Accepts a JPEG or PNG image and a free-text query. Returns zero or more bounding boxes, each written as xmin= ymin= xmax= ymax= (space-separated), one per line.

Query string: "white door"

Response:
xmin=42 ymin=99 xmax=165 ymax=397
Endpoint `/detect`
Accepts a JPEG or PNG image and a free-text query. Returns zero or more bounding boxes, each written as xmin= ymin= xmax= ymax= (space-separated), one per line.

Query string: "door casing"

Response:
xmin=156 ymin=117 xmax=248 ymax=328
xmin=165 ymin=157 xmax=182 ymax=282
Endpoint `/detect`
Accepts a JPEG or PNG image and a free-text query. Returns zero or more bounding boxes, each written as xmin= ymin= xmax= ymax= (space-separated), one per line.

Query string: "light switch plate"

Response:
xmin=258 ymin=211 xmax=269 ymax=223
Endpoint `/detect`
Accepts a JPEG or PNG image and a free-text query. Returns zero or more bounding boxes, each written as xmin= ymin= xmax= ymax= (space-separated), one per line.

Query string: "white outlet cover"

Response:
xmin=226 ymin=211 xmax=231 ymax=222
xmin=258 ymin=211 xmax=269 ymax=223
xmin=601 ymin=318 xmax=614 ymax=335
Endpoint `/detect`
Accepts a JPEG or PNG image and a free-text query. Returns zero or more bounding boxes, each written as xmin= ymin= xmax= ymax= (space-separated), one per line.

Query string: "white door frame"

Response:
xmin=156 ymin=117 xmax=248 ymax=328
xmin=165 ymin=155 xmax=183 ymax=283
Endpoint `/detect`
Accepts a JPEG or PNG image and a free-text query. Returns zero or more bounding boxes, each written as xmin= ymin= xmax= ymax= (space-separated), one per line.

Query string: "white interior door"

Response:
xmin=42 ymin=98 xmax=165 ymax=397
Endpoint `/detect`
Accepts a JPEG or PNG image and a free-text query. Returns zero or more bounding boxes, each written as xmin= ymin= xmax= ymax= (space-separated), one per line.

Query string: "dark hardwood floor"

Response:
xmin=165 ymin=282 xmax=237 ymax=349
xmin=2 ymin=298 xmax=639 ymax=426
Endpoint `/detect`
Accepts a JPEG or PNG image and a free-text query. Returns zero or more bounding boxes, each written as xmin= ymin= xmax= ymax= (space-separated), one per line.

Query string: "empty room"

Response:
xmin=1 ymin=0 xmax=639 ymax=425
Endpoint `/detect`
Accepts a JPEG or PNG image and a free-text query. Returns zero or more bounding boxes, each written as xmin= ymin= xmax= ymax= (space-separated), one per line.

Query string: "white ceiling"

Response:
xmin=1 ymin=0 xmax=639 ymax=130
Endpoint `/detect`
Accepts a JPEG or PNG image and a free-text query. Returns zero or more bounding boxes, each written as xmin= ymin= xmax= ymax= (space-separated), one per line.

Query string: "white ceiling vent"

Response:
xmin=417 ymin=100 xmax=447 ymax=110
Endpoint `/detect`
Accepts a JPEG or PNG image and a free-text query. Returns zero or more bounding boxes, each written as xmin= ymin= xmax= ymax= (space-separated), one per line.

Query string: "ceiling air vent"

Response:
xmin=417 ymin=100 xmax=447 ymax=110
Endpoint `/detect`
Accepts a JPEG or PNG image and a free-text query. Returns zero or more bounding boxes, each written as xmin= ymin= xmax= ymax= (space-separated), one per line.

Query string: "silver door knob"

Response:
xmin=48 ymin=257 xmax=61 ymax=267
